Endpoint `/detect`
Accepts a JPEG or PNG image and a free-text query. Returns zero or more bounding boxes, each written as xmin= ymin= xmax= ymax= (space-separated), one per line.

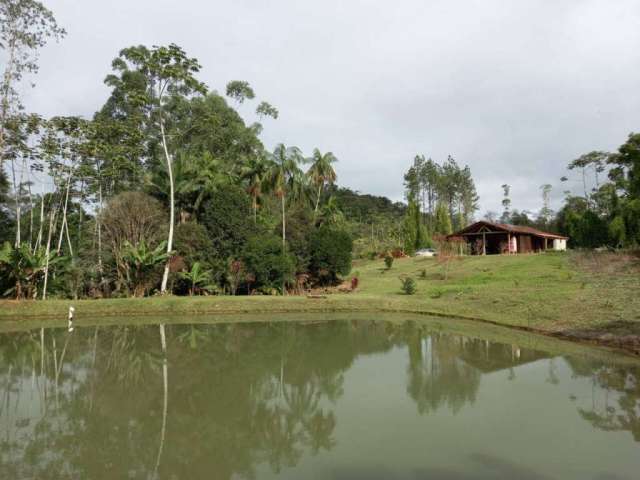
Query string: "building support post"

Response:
xmin=507 ymin=232 xmax=511 ymax=255
xmin=482 ymin=231 xmax=486 ymax=255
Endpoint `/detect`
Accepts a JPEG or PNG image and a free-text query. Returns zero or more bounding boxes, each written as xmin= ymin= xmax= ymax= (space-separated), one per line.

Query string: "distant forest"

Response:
xmin=396 ymin=138 xmax=640 ymax=252
xmin=481 ymin=137 xmax=640 ymax=250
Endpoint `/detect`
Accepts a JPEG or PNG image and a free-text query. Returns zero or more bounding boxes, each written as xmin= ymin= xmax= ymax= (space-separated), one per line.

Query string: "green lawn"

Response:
xmin=354 ymin=252 xmax=640 ymax=332
xmin=1 ymin=251 xmax=639 ymax=352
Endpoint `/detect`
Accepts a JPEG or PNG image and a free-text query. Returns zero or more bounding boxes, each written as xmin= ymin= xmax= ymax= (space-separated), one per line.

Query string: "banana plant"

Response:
xmin=121 ymin=240 xmax=171 ymax=297
xmin=0 ymin=242 xmax=64 ymax=299
xmin=178 ymin=261 xmax=215 ymax=296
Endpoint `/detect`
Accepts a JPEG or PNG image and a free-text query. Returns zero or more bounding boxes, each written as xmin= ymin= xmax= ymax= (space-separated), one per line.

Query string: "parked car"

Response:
xmin=415 ymin=248 xmax=437 ymax=257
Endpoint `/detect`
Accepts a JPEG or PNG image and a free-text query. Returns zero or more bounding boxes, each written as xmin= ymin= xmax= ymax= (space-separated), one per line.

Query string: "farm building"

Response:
xmin=447 ymin=221 xmax=568 ymax=255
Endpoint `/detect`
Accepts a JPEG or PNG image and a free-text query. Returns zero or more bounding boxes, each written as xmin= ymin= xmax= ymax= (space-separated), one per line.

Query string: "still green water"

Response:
xmin=0 ymin=316 xmax=638 ymax=479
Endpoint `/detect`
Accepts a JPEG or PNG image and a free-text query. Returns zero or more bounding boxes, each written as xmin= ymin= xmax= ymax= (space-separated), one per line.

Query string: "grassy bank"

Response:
xmin=1 ymin=251 xmax=639 ymax=353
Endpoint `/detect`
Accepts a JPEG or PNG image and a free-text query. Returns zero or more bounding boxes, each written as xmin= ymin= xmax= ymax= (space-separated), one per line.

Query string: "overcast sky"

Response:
xmin=21 ymin=0 xmax=640 ymax=215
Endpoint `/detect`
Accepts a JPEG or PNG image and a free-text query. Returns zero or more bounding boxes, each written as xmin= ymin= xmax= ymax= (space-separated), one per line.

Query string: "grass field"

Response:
xmin=1 ymin=251 xmax=639 ymax=352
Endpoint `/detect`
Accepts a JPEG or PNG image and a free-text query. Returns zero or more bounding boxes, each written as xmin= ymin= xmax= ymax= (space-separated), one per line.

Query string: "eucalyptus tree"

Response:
xmin=266 ymin=144 xmax=305 ymax=250
xmin=0 ymin=169 xmax=11 ymax=244
xmin=458 ymin=165 xmax=478 ymax=227
xmin=538 ymin=184 xmax=553 ymax=226
xmin=256 ymin=101 xmax=279 ymax=120
xmin=225 ymin=81 xmax=279 ymax=134
xmin=500 ymin=184 xmax=511 ymax=223
xmin=225 ymin=80 xmax=255 ymax=104
xmin=569 ymin=151 xmax=610 ymax=202
xmin=0 ymin=0 xmax=65 ymax=169
xmin=104 ymin=44 xmax=207 ymax=294
xmin=44 ymin=116 xmax=90 ymax=258
xmin=2 ymin=112 xmax=41 ymax=246
xmin=306 ymin=148 xmax=338 ymax=218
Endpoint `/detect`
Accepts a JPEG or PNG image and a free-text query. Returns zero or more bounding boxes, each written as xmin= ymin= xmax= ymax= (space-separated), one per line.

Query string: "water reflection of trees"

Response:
xmin=0 ymin=320 xmax=399 ymax=479
xmin=405 ymin=324 xmax=481 ymax=415
xmin=404 ymin=322 xmax=554 ymax=415
xmin=565 ymin=357 xmax=640 ymax=442
xmin=3 ymin=320 xmax=637 ymax=478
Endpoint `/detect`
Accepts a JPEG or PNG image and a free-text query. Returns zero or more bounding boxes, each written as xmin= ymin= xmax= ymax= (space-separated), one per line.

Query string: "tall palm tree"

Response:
xmin=306 ymin=149 xmax=338 ymax=218
xmin=266 ymin=144 xmax=304 ymax=250
xmin=186 ymin=152 xmax=234 ymax=216
xmin=240 ymin=154 xmax=271 ymax=223
xmin=150 ymin=152 xmax=233 ymax=221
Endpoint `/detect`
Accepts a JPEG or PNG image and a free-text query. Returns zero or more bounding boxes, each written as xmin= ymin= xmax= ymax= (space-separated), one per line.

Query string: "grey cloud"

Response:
xmin=20 ymin=0 xmax=640 ymax=215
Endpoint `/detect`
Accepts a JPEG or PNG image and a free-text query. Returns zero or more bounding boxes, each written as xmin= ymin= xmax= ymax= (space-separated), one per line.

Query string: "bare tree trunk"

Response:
xmin=0 ymin=37 xmax=16 ymax=172
xmin=281 ymin=195 xmax=286 ymax=250
xmin=64 ymin=210 xmax=74 ymax=257
xmin=160 ymin=119 xmax=174 ymax=294
xmin=97 ymin=183 xmax=103 ymax=277
xmin=34 ymin=195 xmax=45 ymax=252
xmin=42 ymin=202 xmax=58 ymax=300
xmin=313 ymin=183 xmax=322 ymax=218
xmin=77 ymin=179 xmax=85 ymax=248
xmin=27 ymin=172 xmax=34 ymax=249
xmin=56 ymin=171 xmax=73 ymax=256
xmin=10 ymin=157 xmax=21 ymax=246
xmin=281 ymin=195 xmax=286 ymax=295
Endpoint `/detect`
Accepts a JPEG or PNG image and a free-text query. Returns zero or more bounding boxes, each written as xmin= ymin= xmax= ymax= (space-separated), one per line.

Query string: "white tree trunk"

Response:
xmin=281 ymin=195 xmax=287 ymax=295
xmin=160 ymin=120 xmax=174 ymax=294
xmin=34 ymin=195 xmax=45 ymax=252
xmin=27 ymin=172 xmax=34 ymax=249
xmin=97 ymin=183 xmax=103 ymax=276
xmin=0 ymin=37 xmax=16 ymax=172
xmin=281 ymin=195 xmax=286 ymax=249
xmin=42 ymin=204 xmax=58 ymax=300
xmin=154 ymin=324 xmax=168 ymax=477
xmin=57 ymin=169 xmax=73 ymax=255
xmin=10 ymin=157 xmax=21 ymax=246
xmin=314 ymin=183 xmax=322 ymax=217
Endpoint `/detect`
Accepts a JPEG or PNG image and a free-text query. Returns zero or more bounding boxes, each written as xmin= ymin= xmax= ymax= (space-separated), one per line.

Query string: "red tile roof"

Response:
xmin=449 ymin=221 xmax=569 ymax=240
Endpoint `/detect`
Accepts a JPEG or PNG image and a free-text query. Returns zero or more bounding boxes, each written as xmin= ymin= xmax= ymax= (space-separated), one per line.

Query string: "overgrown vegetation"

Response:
xmin=0 ymin=1 xmax=357 ymax=300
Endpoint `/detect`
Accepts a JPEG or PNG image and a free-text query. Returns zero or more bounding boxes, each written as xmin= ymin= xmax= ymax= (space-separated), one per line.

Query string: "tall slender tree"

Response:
xmin=306 ymin=148 xmax=338 ymax=219
xmin=241 ymin=154 xmax=271 ymax=223
xmin=266 ymin=144 xmax=304 ymax=250
xmin=104 ymin=44 xmax=207 ymax=294
xmin=0 ymin=0 xmax=65 ymax=171
xmin=538 ymin=184 xmax=553 ymax=227
xmin=500 ymin=184 xmax=511 ymax=223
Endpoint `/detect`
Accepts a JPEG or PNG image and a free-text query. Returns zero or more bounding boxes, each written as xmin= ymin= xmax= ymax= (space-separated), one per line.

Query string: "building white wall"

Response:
xmin=553 ymin=239 xmax=567 ymax=251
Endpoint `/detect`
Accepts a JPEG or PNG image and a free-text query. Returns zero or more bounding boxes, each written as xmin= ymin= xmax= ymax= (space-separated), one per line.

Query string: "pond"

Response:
xmin=0 ymin=315 xmax=639 ymax=479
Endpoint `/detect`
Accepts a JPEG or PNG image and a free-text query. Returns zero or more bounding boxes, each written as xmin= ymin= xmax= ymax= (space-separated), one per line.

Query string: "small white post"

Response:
xmin=68 ymin=306 xmax=75 ymax=332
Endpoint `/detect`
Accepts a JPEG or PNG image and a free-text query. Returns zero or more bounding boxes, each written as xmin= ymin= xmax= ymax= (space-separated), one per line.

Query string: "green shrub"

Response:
xmin=399 ymin=276 xmax=417 ymax=295
xmin=384 ymin=253 xmax=394 ymax=270
xmin=309 ymin=225 xmax=353 ymax=284
xmin=242 ymin=235 xmax=296 ymax=293
xmin=174 ymin=222 xmax=215 ymax=268
xmin=201 ymin=184 xmax=254 ymax=262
